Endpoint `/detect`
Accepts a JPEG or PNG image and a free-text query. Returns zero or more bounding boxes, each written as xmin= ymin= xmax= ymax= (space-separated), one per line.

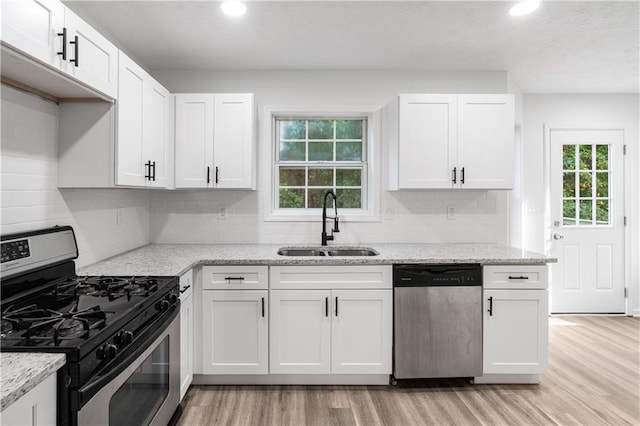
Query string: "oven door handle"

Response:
xmin=76 ymin=306 xmax=178 ymax=408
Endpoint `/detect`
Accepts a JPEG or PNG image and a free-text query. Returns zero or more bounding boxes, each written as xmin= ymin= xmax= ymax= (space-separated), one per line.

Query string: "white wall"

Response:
xmin=1 ymin=85 xmax=151 ymax=267
xmin=150 ymin=70 xmax=511 ymax=245
xmin=522 ymin=94 xmax=640 ymax=315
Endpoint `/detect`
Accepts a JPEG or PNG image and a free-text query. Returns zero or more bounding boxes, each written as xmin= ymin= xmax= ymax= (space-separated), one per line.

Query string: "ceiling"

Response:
xmin=64 ymin=0 xmax=639 ymax=94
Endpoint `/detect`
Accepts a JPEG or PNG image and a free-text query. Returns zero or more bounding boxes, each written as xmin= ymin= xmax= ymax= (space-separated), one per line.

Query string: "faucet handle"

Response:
xmin=333 ymin=217 xmax=340 ymax=232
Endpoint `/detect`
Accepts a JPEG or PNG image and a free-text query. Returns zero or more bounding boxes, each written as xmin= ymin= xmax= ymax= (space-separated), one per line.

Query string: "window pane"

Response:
xmin=595 ymin=145 xmax=608 ymax=170
xmin=596 ymin=200 xmax=609 ymax=225
xmin=563 ymin=199 xmax=576 ymax=225
xmin=579 ymin=172 xmax=592 ymax=197
xmin=336 ymin=142 xmax=362 ymax=161
xmin=308 ymin=188 xmax=333 ymax=208
xmin=563 ymin=172 xmax=575 ymax=198
xmin=279 ymin=189 xmax=305 ymax=208
xmin=280 ymin=142 xmax=305 ymax=161
xmin=280 ymin=120 xmax=306 ymax=139
xmin=336 ymin=169 xmax=361 ymax=186
xmin=336 ymin=120 xmax=362 ymax=139
xmin=563 ymin=145 xmax=576 ymax=170
xmin=308 ymin=142 xmax=333 ymax=161
xmin=308 ymin=120 xmax=333 ymax=139
xmin=308 ymin=168 xmax=333 ymax=186
xmin=579 ymin=145 xmax=592 ymax=169
xmin=595 ymin=172 xmax=608 ymax=197
xmin=336 ymin=189 xmax=361 ymax=208
xmin=579 ymin=199 xmax=593 ymax=224
xmin=280 ymin=168 xmax=305 ymax=186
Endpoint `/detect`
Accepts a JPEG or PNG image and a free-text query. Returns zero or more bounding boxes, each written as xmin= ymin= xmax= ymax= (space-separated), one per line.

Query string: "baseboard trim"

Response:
xmin=193 ymin=374 xmax=391 ymax=385
xmin=474 ymin=374 xmax=540 ymax=384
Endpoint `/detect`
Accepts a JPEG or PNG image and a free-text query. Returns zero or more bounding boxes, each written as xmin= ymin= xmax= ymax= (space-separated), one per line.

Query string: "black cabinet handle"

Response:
xmin=70 ymin=35 xmax=79 ymax=67
xmin=335 ymin=296 xmax=338 ymax=317
xmin=261 ymin=297 xmax=265 ymax=317
xmin=508 ymin=276 xmax=529 ymax=280
xmin=325 ymin=297 xmax=328 ymax=317
xmin=144 ymin=161 xmax=152 ymax=180
xmin=57 ymin=28 xmax=67 ymax=60
xmin=488 ymin=296 xmax=493 ymax=316
xmin=179 ymin=285 xmax=191 ymax=294
xmin=215 ymin=166 xmax=219 ymax=184
xmin=207 ymin=166 xmax=211 ymax=184
xmin=461 ymin=167 xmax=465 ymax=184
xmin=224 ymin=276 xmax=245 ymax=281
xmin=152 ymin=161 xmax=156 ymax=181
xmin=452 ymin=167 xmax=457 ymax=184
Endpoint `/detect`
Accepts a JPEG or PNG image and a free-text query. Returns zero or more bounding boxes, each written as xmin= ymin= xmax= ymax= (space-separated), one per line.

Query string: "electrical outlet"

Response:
xmin=447 ymin=206 xmax=455 ymax=220
xmin=116 ymin=208 xmax=124 ymax=225
xmin=218 ymin=205 xmax=227 ymax=220
xmin=384 ymin=207 xmax=395 ymax=220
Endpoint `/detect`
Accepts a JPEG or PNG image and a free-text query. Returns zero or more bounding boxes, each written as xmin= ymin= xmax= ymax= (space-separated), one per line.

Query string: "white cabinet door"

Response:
xmin=179 ymin=276 xmax=193 ymax=401
xmin=63 ymin=7 xmax=118 ymax=98
xmin=398 ymin=94 xmax=457 ymax=189
xmin=143 ymin=79 xmax=171 ymax=188
xmin=202 ymin=290 xmax=268 ymax=374
xmin=0 ymin=373 xmax=56 ymax=426
xmin=0 ymin=0 xmax=65 ymax=68
xmin=213 ymin=93 xmax=255 ymax=189
xmin=457 ymin=95 xmax=514 ymax=189
xmin=174 ymin=94 xmax=214 ymax=188
xmin=116 ymin=51 xmax=145 ymax=186
xmin=270 ymin=290 xmax=331 ymax=374
xmin=483 ymin=289 xmax=548 ymax=374
xmin=331 ymin=290 xmax=392 ymax=374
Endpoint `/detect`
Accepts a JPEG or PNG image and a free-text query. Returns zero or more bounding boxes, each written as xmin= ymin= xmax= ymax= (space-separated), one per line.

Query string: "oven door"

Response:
xmin=76 ymin=307 xmax=180 ymax=426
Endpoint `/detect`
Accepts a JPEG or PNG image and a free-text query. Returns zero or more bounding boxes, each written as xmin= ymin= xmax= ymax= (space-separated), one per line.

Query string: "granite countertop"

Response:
xmin=0 ymin=353 xmax=66 ymax=411
xmin=79 ymin=243 xmax=555 ymax=276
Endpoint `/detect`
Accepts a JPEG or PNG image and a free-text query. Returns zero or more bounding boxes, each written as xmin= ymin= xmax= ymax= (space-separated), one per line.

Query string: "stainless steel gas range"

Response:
xmin=1 ymin=226 xmax=181 ymax=426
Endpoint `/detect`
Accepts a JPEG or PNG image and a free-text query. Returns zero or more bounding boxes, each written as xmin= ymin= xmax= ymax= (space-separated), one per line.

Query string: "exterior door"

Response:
xmin=549 ymin=129 xmax=625 ymax=313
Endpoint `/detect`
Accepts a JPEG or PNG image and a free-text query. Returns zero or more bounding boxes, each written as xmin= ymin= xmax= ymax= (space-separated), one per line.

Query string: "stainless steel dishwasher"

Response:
xmin=393 ymin=264 xmax=482 ymax=380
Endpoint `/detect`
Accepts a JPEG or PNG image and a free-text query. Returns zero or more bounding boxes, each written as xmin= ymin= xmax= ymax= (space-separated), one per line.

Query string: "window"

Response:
xmin=275 ymin=118 xmax=367 ymax=210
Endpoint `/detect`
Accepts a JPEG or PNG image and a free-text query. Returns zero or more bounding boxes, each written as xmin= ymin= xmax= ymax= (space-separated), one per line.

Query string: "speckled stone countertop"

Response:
xmin=78 ymin=243 xmax=555 ymax=276
xmin=0 ymin=353 xmax=66 ymax=411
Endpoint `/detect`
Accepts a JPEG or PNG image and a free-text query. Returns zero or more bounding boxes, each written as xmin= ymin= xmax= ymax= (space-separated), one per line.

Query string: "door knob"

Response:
xmin=553 ymin=233 xmax=565 ymax=240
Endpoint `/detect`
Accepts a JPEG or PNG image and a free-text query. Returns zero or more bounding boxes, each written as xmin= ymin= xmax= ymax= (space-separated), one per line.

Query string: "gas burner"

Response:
xmin=2 ymin=304 xmax=107 ymax=345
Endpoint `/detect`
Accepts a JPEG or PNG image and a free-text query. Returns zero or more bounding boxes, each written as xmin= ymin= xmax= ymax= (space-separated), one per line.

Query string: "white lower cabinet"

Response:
xmin=179 ymin=270 xmax=193 ymax=401
xmin=200 ymin=266 xmax=269 ymax=375
xmin=269 ymin=266 xmax=393 ymax=375
xmin=0 ymin=373 xmax=56 ymax=426
xmin=479 ymin=265 xmax=549 ymax=382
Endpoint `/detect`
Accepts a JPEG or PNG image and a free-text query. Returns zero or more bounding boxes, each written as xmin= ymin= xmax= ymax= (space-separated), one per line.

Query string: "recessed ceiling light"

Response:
xmin=509 ymin=0 xmax=541 ymax=16
xmin=221 ymin=1 xmax=246 ymax=17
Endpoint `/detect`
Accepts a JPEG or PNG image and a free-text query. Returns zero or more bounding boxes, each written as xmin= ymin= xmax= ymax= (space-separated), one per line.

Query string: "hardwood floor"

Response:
xmin=179 ymin=316 xmax=640 ymax=425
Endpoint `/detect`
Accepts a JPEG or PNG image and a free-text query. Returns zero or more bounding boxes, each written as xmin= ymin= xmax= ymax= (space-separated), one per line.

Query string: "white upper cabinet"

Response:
xmin=0 ymin=0 xmax=118 ymax=99
xmin=385 ymin=93 xmax=515 ymax=190
xmin=175 ymin=93 xmax=256 ymax=189
xmin=457 ymin=95 xmax=514 ymax=189
xmin=116 ymin=51 xmax=171 ymax=187
xmin=1 ymin=0 xmax=65 ymax=68
xmin=62 ymin=8 xmax=118 ymax=98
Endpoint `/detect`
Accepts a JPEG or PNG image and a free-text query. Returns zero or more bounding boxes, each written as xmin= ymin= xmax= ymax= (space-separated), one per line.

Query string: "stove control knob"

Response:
xmin=97 ymin=343 xmax=118 ymax=361
xmin=155 ymin=299 xmax=169 ymax=311
xmin=115 ymin=330 xmax=134 ymax=346
xmin=166 ymin=292 xmax=178 ymax=304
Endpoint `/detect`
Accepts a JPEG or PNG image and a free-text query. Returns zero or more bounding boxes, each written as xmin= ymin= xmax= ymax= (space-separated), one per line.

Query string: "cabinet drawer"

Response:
xmin=270 ymin=265 xmax=392 ymax=290
xmin=483 ymin=265 xmax=548 ymax=290
xmin=202 ymin=265 xmax=268 ymax=290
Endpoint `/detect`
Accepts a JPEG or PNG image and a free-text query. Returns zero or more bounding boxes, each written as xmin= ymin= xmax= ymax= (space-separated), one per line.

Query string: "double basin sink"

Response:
xmin=277 ymin=247 xmax=379 ymax=257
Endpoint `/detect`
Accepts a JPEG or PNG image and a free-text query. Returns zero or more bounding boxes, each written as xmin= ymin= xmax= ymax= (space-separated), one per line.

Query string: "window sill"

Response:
xmin=264 ymin=209 xmax=380 ymax=223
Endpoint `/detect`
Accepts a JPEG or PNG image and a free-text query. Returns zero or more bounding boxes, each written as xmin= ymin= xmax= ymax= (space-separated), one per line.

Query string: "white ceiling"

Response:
xmin=65 ymin=0 xmax=639 ymax=93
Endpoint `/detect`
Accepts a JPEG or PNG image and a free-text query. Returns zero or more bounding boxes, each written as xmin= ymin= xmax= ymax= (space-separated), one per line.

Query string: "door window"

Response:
xmin=562 ymin=143 xmax=610 ymax=226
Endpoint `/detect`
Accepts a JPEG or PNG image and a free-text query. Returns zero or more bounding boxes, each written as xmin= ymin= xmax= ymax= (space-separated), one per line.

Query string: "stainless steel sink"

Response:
xmin=277 ymin=248 xmax=326 ymax=256
xmin=277 ymin=247 xmax=378 ymax=257
xmin=327 ymin=248 xmax=378 ymax=256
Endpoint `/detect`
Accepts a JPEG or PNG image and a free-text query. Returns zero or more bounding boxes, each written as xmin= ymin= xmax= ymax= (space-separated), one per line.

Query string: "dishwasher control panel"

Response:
xmin=393 ymin=264 xmax=482 ymax=287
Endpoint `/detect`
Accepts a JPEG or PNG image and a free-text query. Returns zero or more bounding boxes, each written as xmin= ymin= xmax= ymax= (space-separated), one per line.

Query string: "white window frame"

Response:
xmin=262 ymin=105 xmax=380 ymax=222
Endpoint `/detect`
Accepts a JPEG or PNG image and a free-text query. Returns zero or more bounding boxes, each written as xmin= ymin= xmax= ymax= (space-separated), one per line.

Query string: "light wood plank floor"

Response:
xmin=179 ymin=316 xmax=640 ymax=425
